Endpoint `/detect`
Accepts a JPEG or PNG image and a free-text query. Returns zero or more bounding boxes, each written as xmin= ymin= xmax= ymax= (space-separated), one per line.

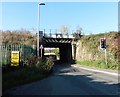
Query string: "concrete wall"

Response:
xmin=76 ymin=41 xmax=105 ymax=61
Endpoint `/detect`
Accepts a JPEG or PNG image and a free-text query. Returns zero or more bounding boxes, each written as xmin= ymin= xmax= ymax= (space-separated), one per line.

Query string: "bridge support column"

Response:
xmin=72 ymin=43 xmax=76 ymax=63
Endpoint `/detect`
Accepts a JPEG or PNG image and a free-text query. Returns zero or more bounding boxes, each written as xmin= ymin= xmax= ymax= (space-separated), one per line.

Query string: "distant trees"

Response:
xmin=53 ymin=48 xmax=59 ymax=56
xmin=58 ymin=25 xmax=83 ymax=38
xmin=1 ymin=29 xmax=37 ymax=46
xmin=73 ymin=26 xmax=83 ymax=38
xmin=1 ymin=25 xmax=83 ymax=45
xmin=76 ymin=26 xmax=82 ymax=35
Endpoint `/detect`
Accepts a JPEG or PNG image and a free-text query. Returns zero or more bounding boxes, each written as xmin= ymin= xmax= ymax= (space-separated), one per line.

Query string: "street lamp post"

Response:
xmin=37 ymin=3 xmax=45 ymax=56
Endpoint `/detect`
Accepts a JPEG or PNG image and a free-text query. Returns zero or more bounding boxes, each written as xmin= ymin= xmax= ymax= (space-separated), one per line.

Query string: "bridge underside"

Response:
xmin=42 ymin=38 xmax=73 ymax=63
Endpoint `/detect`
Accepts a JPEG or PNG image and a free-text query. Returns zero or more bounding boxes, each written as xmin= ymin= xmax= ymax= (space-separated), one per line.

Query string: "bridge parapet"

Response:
xmin=40 ymin=29 xmax=81 ymax=39
xmin=44 ymin=33 xmax=74 ymax=38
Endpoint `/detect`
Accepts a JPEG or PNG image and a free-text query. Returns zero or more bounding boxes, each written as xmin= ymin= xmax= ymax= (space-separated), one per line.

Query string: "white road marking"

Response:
xmin=72 ymin=65 xmax=119 ymax=77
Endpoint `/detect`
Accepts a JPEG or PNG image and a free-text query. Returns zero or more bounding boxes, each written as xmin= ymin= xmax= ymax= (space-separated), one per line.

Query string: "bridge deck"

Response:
xmin=43 ymin=37 xmax=73 ymax=43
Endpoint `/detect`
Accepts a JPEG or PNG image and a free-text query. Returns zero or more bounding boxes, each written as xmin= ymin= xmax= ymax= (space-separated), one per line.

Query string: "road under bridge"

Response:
xmin=38 ymin=30 xmax=81 ymax=63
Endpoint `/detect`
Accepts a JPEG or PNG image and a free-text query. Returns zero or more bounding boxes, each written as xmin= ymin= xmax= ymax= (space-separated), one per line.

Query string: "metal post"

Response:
xmin=0 ymin=45 xmax=2 ymax=67
xmin=105 ymin=48 xmax=107 ymax=65
xmin=40 ymin=44 xmax=43 ymax=59
xmin=104 ymin=37 xmax=107 ymax=65
xmin=41 ymin=48 xmax=42 ymax=58
xmin=37 ymin=3 xmax=45 ymax=56
xmin=37 ymin=3 xmax=40 ymax=56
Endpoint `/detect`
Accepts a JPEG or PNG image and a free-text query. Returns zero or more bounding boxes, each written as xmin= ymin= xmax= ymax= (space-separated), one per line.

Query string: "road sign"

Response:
xmin=40 ymin=44 xmax=43 ymax=49
xmin=11 ymin=51 xmax=19 ymax=66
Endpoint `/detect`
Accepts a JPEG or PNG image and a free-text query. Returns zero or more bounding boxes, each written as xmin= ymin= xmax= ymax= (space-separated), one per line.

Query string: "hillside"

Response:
xmin=76 ymin=31 xmax=120 ymax=69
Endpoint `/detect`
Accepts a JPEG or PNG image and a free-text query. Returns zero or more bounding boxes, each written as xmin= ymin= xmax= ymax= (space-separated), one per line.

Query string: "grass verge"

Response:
xmin=76 ymin=60 xmax=119 ymax=70
xmin=2 ymin=67 xmax=52 ymax=91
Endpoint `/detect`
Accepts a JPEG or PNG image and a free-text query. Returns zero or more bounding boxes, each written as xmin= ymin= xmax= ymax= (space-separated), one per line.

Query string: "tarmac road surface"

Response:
xmin=3 ymin=63 xmax=119 ymax=96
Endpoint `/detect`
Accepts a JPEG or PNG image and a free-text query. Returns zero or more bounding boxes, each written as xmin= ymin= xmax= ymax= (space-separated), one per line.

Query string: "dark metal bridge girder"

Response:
xmin=43 ymin=38 xmax=73 ymax=44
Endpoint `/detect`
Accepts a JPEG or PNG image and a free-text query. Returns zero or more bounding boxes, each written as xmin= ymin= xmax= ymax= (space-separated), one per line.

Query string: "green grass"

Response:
xmin=80 ymin=32 xmax=119 ymax=64
xmin=77 ymin=60 xmax=119 ymax=70
xmin=2 ymin=67 xmax=51 ymax=91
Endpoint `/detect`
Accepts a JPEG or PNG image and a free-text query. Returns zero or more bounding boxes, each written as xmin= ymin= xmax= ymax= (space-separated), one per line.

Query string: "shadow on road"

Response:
xmin=3 ymin=63 xmax=120 ymax=96
xmin=51 ymin=63 xmax=119 ymax=96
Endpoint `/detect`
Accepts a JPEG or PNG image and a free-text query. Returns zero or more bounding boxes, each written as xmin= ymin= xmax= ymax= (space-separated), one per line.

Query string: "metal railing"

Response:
xmin=0 ymin=44 xmax=36 ymax=66
xmin=40 ymin=29 xmax=81 ymax=39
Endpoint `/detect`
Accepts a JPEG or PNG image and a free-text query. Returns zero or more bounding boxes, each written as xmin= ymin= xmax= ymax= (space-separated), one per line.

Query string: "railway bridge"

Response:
xmin=38 ymin=29 xmax=81 ymax=63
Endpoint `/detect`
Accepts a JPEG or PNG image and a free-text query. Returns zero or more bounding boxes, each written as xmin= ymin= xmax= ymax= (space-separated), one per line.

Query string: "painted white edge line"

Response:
xmin=72 ymin=65 xmax=119 ymax=77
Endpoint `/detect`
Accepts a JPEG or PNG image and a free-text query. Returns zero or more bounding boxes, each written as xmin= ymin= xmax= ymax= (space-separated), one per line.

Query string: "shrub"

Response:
xmin=3 ymin=55 xmax=54 ymax=91
xmin=35 ymin=57 xmax=54 ymax=73
xmin=44 ymin=57 xmax=54 ymax=71
xmin=24 ymin=54 xmax=54 ymax=72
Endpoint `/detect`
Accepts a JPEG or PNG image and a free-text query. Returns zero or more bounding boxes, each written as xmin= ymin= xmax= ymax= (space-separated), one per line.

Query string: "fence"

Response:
xmin=0 ymin=44 xmax=36 ymax=66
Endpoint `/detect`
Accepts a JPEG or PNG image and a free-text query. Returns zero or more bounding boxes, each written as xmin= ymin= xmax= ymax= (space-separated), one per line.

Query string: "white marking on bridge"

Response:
xmin=45 ymin=34 xmax=74 ymax=38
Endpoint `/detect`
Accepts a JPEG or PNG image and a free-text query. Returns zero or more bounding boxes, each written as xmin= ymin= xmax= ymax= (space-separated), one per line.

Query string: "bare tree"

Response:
xmin=73 ymin=26 xmax=83 ymax=38
xmin=2 ymin=29 xmax=37 ymax=46
xmin=76 ymin=26 xmax=82 ymax=35
xmin=59 ymin=25 xmax=69 ymax=35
